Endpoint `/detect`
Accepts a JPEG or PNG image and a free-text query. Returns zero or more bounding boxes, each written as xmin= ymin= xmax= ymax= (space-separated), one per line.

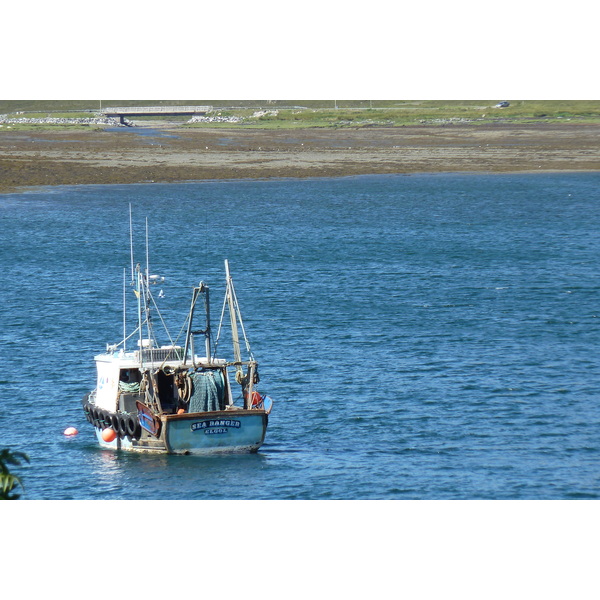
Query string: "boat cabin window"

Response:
xmin=120 ymin=369 xmax=141 ymax=384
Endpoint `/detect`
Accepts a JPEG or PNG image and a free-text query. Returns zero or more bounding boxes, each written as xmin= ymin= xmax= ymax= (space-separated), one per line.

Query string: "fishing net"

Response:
xmin=188 ymin=370 xmax=225 ymax=413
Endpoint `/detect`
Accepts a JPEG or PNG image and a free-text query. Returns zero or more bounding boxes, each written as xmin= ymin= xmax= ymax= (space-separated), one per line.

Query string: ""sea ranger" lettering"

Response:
xmin=191 ymin=419 xmax=241 ymax=434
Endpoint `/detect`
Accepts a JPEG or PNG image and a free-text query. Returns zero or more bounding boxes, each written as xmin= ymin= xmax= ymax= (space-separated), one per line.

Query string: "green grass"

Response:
xmin=2 ymin=100 xmax=600 ymax=129
xmin=187 ymin=101 xmax=600 ymax=128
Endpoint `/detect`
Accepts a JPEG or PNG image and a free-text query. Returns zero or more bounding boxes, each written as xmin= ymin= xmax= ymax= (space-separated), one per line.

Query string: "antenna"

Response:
xmin=129 ymin=204 xmax=135 ymax=282
xmin=145 ymin=217 xmax=150 ymax=278
xmin=205 ymin=208 xmax=209 ymax=259
xmin=123 ymin=268 xmax=127 ymax=351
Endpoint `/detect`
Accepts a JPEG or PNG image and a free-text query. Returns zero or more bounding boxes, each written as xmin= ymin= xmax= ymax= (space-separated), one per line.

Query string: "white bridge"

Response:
xmin=100 ymin=105 xmax=212 ymax=123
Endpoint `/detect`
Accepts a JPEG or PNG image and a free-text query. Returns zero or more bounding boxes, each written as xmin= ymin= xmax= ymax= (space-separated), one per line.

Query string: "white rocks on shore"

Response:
xmin=252 ymin=110 xmax=278 ymax=118
xmin=187 ymin=109 xmax=279 ymax=124
xmin=188 ymin=115 xmax=242 ymax=124
xmin=0 ymin=115 xmax=126 ymax=126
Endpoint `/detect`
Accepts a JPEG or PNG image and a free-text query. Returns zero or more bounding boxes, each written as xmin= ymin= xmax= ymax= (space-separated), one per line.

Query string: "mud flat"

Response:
xmin=1 ymin=122 xmax=599 ymax=193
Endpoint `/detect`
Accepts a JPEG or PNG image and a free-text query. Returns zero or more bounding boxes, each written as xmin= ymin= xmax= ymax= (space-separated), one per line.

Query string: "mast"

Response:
xmin=144 ymin=218 xmax=151 ymax=359
xmin=136 ymin=263 xmax=144 ymax=367
xmin=183 ymin=283 xmax=211 ymax=365
xmin=223 ymin=260 xmax=258 ymax=408
xmin=225 ymin=260 xmax=243 ymax=380
xmin=203 ymin=284 xmax=212 ymax=362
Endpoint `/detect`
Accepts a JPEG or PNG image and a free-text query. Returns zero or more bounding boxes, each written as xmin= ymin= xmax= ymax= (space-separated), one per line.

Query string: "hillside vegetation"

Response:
xmin=1 ymin=100 xmax=600 ymax=129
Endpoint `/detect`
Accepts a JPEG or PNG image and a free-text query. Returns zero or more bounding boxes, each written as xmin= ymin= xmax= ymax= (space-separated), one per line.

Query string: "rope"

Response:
xmin=119 ymin=381 xmax=141 ymax=393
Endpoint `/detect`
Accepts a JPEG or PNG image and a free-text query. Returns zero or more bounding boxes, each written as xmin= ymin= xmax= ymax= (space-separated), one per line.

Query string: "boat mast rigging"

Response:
xmin=225 ymin=259 xmax=243 ymax=379
xmin=182 ymin=282 xmax=212 ymax=366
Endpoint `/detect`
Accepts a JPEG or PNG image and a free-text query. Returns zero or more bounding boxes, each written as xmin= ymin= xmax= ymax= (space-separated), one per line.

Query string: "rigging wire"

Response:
xmin=213 ymin=291 xmax=229 ymax=357
xmin=229 ymin=280 xmax=254 ymax=360
xmin=148 ymin=290 xmax=175 ymax=347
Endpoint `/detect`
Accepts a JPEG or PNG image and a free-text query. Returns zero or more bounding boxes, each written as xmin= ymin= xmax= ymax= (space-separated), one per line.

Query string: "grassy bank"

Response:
xmin=1 ymin=100 xmax=600 ymax=130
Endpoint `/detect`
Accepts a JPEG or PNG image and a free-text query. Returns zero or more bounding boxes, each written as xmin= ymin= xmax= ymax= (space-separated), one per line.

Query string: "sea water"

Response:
xmin=1 ymin=172 xmax=599 ymax=500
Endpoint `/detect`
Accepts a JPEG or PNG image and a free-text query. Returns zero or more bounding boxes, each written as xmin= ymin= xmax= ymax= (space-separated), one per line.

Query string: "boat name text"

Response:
xmin=191 ymin=419 xmax=241 ymax=434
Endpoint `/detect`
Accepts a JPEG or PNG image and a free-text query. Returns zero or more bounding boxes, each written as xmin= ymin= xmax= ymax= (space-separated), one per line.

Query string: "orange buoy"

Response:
xmin=102 ymin=428 xmax=117 ymax=442
xmin=63 ymin=427 xmax=78 ymax=436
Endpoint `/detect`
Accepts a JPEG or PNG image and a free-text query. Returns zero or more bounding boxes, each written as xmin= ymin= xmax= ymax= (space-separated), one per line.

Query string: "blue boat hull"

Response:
xmin=164 ymin=410 xmax=268 ymax=454
xmin=94 ymin=409 xmax=268 ymax=455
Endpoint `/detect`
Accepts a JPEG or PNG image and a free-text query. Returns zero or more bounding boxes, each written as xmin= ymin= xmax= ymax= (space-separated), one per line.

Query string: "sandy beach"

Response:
xmin=1 ymin=122 xmax=599 ymax=193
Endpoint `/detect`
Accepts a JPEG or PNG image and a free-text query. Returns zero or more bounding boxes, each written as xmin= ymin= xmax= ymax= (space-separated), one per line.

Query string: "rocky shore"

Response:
xmin=1 ymin=122 xmax=599 ymax=194
xmin=0 ymin=115 xmax=124 ymax=127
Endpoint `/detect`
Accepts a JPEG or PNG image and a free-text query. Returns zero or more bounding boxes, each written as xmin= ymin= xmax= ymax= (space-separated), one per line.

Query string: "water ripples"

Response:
xmin=1 ymin=173 xmax=600 ymax=498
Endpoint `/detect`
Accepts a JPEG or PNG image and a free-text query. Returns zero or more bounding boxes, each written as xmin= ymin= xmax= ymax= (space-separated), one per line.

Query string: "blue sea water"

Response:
xmin=1 ymin=172 xmax=599 ymax=500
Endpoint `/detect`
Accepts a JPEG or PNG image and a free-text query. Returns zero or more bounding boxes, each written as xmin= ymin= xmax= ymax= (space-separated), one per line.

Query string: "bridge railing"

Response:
xmin=101 ymin=106 xmax=213 ymax=114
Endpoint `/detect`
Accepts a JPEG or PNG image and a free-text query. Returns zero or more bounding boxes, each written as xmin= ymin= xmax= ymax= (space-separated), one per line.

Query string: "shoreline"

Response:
xmin=1 ymin=123 xmax=599 ymax=194
xmin=7 ymin=168 xmax=600 ymax=196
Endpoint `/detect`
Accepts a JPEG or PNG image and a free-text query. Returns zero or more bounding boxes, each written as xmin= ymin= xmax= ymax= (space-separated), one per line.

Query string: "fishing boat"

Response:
xmin=81 ymin=215 xmax=273 ymax=454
